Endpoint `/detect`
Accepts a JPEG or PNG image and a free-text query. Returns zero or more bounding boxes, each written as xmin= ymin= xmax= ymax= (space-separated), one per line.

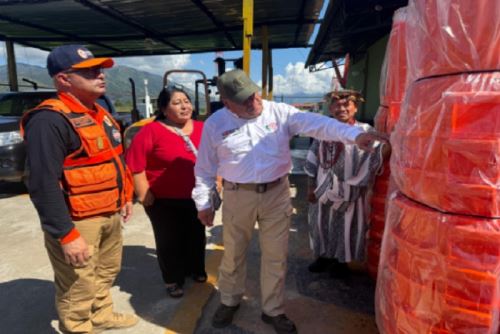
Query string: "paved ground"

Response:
xmin=0 ymin=176 xmax=379 ymax=334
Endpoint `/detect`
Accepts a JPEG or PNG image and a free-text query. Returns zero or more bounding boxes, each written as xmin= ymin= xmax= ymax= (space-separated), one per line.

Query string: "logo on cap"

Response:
xmin=77 ymin=48 xmax=92 ymax=59
xmin=233 ymin=78 xmax=244 ymax=90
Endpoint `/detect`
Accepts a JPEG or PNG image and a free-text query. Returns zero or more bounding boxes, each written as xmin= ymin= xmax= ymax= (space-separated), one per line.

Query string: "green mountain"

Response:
xmin=0 ymin=63 xmax=166 ymax=105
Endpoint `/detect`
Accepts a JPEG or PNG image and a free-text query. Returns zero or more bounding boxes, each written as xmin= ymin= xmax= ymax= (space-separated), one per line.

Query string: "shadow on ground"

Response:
xmin=0 ymin=279 xmax=58 ymax=334
xmin=115 ymin=245 xmax=173 ymax=327
xmin=0 ymin=181 xmax=27 ymax=199
xmin=289 ymin=174 xmax=376 ymax=315
xmin=116 ymin=241 xmax=224 ymax=329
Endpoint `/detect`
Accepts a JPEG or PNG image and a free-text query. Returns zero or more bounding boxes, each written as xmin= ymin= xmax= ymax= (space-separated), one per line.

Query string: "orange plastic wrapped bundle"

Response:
xmin=367 ymin=239 xmax=381 ymax=280
xmin=405 ymin=0 xmax=500 ymax=80
xmin=380 ymin=7 xmax=408 ymax=108
xmin=375 ymin=192 xmax=500 ymax=334
xmin=374 ymin=101 xmax=404 ymax=135
xmin=368 ymin=8 xmax=409 ymax=279
xmin=374 ymin=105 xmax=389 ymax=133
xmin=367 ymin=160 xmax=391 ymax=279
xmin=377 ymin=7 xmax=408 ymax=134
xmin=386 ymin=102 xmax=402 ymax=134
xmin=391 ymin=72 xmax=500 ymax=217
xmin=374 ymin=103 xmax=402 ymax=134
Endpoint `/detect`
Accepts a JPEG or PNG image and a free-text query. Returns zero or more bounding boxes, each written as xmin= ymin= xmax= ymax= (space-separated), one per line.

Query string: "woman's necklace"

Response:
xmin=160 ymin=118 xmax=192 ymax=136
xmin=158 ymin=119 xmax=197 ymax=154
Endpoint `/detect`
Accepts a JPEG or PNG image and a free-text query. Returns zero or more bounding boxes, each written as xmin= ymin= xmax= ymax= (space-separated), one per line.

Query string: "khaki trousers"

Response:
xmin=44 ymin=213 xmax=123 ymax=334
xmin=219 ymin=178 xmax=293 ymax=316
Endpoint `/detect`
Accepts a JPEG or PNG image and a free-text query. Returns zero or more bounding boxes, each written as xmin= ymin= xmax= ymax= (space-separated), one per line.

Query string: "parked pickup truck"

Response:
xmin=0 ymin=91 xmax=131 ymax=183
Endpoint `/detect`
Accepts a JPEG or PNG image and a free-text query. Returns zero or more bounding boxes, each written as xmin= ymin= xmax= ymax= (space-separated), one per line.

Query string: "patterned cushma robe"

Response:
xmin=304 ymin=122 xmax=384 ymax=263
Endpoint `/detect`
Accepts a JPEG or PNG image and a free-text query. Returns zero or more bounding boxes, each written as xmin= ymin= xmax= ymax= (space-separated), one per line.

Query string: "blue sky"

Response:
xmin=189 ymin=47 xmax=311 ymax=82
xmin=0 ymin=1 xmax=338 ymax=97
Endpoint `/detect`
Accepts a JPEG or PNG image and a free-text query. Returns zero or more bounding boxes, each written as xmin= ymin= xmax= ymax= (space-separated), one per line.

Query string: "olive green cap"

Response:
xmin=217 ymin=69 xmax=260 ymax=104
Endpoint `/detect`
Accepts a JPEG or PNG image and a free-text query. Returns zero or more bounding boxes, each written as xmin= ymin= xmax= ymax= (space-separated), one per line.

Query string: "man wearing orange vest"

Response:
xmin=21 ymin=45 xmax=137 ymax=333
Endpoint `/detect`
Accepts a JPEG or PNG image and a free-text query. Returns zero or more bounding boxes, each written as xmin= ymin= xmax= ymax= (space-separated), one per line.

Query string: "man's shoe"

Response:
xmin=93 ymin=313 xmax=139 ymax=333
xmin=329 ymin=262 xmax=350 ymax=279
xmin=212 ymin=303 xmax=240 ymax=328
xmin=308 ymin=257 xmax=335 ymax=273
xmin=261 ymin=313 xmax=297 ymax=334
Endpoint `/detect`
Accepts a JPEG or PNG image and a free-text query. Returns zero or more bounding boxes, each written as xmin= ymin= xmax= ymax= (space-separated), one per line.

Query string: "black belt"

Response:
xmin=223 ymin=177 xmax=283 ymax=193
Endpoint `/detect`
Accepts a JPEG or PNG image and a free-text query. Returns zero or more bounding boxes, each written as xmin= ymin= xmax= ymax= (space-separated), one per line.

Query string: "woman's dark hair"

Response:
xmin=155 ymin=85 xmax=192 ymax=120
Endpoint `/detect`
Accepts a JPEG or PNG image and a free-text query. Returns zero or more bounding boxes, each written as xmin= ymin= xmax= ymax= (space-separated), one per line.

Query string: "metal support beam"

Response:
xmin=293 ymin=0 xmax=307 ymax=45
xmin=5 ymin=40 xmax=18 ymax=91
xmin=0 ymin=14 xmax=121 ymax=53
xmin=332 ymin=58 xmax=345 ymax=88
xmin=0 ymin=34 xmax=50 ymax=52
xmin=308 ymin=62 xmax=334 ymax=72
xmin=3 ymin=18 xmax=320 ymax=44
xmin=242 ymin=0 xmax=253 ymax=75
xmin=75 ymin=0 xmax=183 ymax=52
xmin=261 ymin=25 xmax=269 ymax=99
xmin=268 ymin=49 xmax=273 ymax=100
xmin=191 ymin=0 xmax=237 ymax=48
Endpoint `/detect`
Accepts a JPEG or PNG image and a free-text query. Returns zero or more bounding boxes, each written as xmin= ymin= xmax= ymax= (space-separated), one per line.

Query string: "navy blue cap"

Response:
xmin=47 ymin=44 xmax=114 ymax=77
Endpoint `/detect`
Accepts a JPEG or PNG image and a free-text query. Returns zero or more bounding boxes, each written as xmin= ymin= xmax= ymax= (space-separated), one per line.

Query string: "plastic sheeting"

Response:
xmin=368 ymin=7 xmax=409 ymax=279
xmin=405 ymin=0 xmax=500 ymax=81
xmin=380 ymin=7 xmax=408 ymax=109
xmin=391 ymin=72 xmax=500 ymax=217
xmin=377 ymin=7 xmax=408 ymax=134
xmin=376 ymin=0 xmax=500 ymax=332
xmin=367 ymin=160 xmax=391 ymax=279
xmin=376 ymin=192 xmax=500 ymax=334
xmin=374 ymin=105 xmax=389 ymax=133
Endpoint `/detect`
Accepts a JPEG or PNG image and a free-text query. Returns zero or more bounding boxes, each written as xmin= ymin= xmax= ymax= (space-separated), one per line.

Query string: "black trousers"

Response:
xmin=145 ymin=198 xmax=206 ymax=286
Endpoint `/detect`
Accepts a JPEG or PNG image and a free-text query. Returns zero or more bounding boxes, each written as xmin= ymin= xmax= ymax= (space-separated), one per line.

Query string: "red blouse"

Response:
xmin=125 ymin=120 xmax=203 ymax=199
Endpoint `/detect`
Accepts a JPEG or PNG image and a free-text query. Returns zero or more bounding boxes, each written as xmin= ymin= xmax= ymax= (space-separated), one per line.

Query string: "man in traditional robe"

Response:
xmin=304 ymin=90 xmax=387 ymax=278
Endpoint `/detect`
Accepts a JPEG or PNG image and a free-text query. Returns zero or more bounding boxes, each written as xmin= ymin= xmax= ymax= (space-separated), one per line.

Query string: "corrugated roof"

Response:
xmin=306 ymin=0 xmax=407 ymax=66
xmin=0 ymin=0 xmax=323 ymax=57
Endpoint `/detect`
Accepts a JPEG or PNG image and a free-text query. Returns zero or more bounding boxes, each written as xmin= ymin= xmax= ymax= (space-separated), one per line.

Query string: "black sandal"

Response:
xmin=192 ymin=274 xmax=208 ymax=283
xmin=166 ymin=284 xmax=184 ymax=298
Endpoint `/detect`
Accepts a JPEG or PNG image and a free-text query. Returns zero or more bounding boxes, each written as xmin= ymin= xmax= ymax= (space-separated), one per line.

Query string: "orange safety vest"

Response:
xmin=21 ymin=92 xmax=133 ymax=219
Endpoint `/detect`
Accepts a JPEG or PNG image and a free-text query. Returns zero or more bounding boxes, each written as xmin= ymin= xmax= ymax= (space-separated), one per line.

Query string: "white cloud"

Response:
xmin=0 ymin=44 xmax=48 ymax=67
xmin=115 ymin=54 xmax=191 ymax=76
xmin=0 ymin=44 xmax=192 ymax=74
xmin=265 ymin=62 xmax=341 ymax=97
xmin=1 ymin=43 xmax=343 ymax=100
xmin=116 ymin=54 xmax=197 ymax=90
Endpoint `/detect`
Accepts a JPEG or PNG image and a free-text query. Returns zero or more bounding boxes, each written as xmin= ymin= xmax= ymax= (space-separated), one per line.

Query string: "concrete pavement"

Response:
xmin=0 ymin=176 xmax=379 ymax=334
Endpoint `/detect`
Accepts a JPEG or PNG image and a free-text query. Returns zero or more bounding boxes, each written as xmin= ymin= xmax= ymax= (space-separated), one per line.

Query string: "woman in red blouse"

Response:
xmin=126 ymin=86 xmax=205 ymax=298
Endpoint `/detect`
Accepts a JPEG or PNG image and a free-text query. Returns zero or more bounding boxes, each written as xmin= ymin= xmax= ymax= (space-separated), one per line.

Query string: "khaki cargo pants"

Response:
xmin=44 ymin=213 xmax=122 ymax=334
xmin=219 ymin=177 xmax=293 ymax=316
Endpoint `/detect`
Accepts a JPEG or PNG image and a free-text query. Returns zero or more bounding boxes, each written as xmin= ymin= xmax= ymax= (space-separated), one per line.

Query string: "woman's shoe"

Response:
xmin=166 ymin=284 xmax=184 ymax=298
xmin=192 ymin=273 xmax=208 ymax=283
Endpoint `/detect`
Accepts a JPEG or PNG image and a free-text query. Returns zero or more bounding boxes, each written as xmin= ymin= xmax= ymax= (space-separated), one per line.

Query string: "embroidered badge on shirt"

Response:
xmin=112 ymin=128 xmax=121 ymax=143
xmin=103 ymin=115 xmax=113 ymax=127
xmin=71 ymin=115 xmax=94 ymax=128
xmin=222 ymin=128 xmax=239 ymax=139
xmin=97 ymin=137 xmax=104 ymax=150
xmin=264 ymin=122 xmax=278 ymax=132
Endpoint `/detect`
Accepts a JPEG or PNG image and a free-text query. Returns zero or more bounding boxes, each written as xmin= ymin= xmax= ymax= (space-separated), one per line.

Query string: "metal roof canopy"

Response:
xmin=306 ymin=0 xmax=407 ymax=67
xmin=0 ymin=0 xmax=323 ymax=57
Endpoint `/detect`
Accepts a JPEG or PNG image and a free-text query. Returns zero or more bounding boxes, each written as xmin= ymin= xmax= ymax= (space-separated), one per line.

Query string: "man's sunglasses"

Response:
xmin=63 ymin=67 xmax=104 ymax=78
